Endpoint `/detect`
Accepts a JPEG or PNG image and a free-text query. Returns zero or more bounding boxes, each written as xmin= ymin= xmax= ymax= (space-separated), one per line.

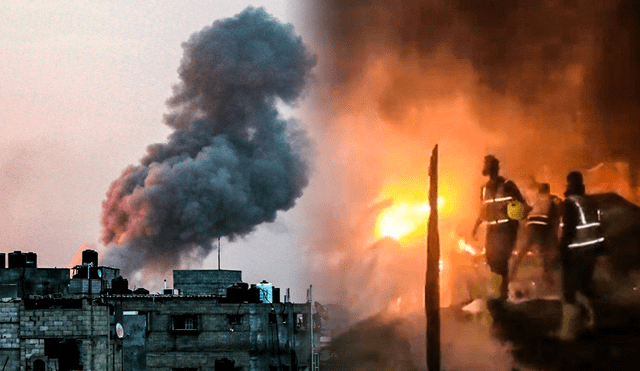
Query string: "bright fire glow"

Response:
xmin=457 ymin=238 xmax=478 ymax=256
xmin=375 ymin=198 xmax=445 ymax=243
xmin=374 ymin=179 xmax=445 ymax=245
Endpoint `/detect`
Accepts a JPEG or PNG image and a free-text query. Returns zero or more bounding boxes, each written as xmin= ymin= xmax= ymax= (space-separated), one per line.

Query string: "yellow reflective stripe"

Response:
xmin=486 ymin=219 xmax=510 ymax=225
xmin=483 ymin=196 xmax=514 ymax=204
xmin=528 ymin=214 xmax=549 ymax=219
xmin=568 ymin=237 xmax=605 ymax=248
xmin=527 ymin=220 xmax=548 ymax=225
xmin=576 ymin=222 xmax=600 ymax=230
xmin=570 ymin=197 xmax=588 ymax=224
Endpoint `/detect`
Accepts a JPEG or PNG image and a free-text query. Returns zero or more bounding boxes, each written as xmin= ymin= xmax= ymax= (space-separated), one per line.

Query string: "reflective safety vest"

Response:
xmin=566 ymin=195 xmax=605 ymax=249
xmin=526 ymin=194 xmax=554 ymax=226
xmin=482 ymin=180 xmax=514 ymax=226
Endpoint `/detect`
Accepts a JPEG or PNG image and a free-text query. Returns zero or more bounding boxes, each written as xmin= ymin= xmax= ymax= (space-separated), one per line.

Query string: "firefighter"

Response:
xmin=558 ymin=171 xmax=604 ymax=340
xmin=472 ymin=155 xmax=527 ymax=299
xmin=509 ymin=183 xmax=562 ymax=293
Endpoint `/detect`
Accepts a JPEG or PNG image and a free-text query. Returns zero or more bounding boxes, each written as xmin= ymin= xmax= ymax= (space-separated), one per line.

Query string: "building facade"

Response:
xmin=111 ymin=294 xmax=312 ymax=371
xmin=0 ymin=251 xmax=317 ymax=371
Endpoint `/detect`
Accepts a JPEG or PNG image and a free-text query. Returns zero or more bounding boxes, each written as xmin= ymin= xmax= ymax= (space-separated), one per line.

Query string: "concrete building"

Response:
xmin=0 ymin=251 xmax=318 ymax=371
xmin=0 ymin=297 xmax=114 ymax=371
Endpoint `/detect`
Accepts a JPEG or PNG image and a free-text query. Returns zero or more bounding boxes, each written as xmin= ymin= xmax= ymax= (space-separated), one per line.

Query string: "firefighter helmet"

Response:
xmin=507 ymin=200 xmax=525 ymax=220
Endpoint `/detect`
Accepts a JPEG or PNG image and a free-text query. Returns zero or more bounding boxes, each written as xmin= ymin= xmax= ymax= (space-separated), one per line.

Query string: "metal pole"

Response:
xmin=426 ymin=144 xmax=441 ymax=371
xmin=309 ymin=285 xmax=314 ymax=371
xmin=218 ymin=237 xmax=221 ymax=270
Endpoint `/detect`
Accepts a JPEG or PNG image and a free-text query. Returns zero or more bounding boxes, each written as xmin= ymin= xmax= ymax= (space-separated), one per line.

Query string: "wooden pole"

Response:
xmin=426 ymin=144 xmax=440 ymax=371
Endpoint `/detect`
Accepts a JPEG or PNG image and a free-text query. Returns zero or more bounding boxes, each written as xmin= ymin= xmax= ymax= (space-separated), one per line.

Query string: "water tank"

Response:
xmin=247 ymin=284 xmax=261 ymax=303
xmin=226 ymin=284 xmax=245 ymax=303
xmin=112 ymin=276 xmax=129 ymax=294
xmin=82 ymin=249 xmax=98 ymax=267
xmin=0 ymin=253 xmax=5 ymax=269
xmin=8 ymin=251 xmax=26 ymax=268
xmin=25 ymin=252 xmax=37 ymax=268
xmin=256 ymin=281 xmax=273 ymax=303
xmin=273 ymin=287 xmax=281 ymax=304
xmin=133 ymin=288 xmax=150 ymax=295
xmin=72 ymin=266 xmax=86 ymax=279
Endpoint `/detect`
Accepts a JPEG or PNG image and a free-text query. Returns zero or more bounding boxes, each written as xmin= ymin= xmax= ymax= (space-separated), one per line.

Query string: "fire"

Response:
xmin=375 ymin=202 xmax=430 ymax=241
xmin=458 ymin=238 xmax=479 ymax=256
xmin=373 ymin=179 xmax=445 ymax=242
xmin=374 ymin=198 xmax=445 ymax=243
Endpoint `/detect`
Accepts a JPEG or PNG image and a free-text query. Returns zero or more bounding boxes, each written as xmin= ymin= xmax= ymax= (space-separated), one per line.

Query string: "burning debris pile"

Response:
xmin=100 ymin=7 xmax=316 ymax=279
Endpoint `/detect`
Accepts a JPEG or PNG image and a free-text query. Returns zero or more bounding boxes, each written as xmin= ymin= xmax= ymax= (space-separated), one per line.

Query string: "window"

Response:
xmin=172 ymin=368 xmax=198 ymax=371
xmin=172 ymin=314 xmax=199 ymax=332
xmin=33 ymin=359 xmax=46 ymax=371
xmin=215 ymin=358 xmax=236 ymax=371
xmin=296 ymin=313 xmax=308 ymax=330
xmin=44 ymin=338 xmax=62 ymax=358
xmin=227 ymin=314 xmax=243 ymax=325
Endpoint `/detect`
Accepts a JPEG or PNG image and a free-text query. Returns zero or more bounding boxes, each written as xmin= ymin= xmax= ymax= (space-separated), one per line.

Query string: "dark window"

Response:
xmin=281 ymin=314 xmax=288 ymax=324
xmin=269 ymin=313 xmax=278 ymax=324
xmin=58 ymin=339 xmax=82 ymax=370
xmin=226 ymin=314 xmax=243 ymax=325
xmin=172 ymin=314 xmax=198 ymax=332
xmin=33 ymin=359 xmax=46 ymax=371
xmin=215 ymin=358 xmax=236 ymax=371
xmin=44 ymin=338 xmax=62 ymax=358
xmin=172 ymin=369 xmax=197 ymax=371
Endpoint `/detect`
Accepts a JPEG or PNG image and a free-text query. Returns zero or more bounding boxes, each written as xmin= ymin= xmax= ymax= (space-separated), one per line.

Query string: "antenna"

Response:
xmin=218 ymin=237 xmax=221 ymax=270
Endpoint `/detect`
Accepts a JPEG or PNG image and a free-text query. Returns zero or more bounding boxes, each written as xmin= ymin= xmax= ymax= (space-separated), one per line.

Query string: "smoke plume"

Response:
xmin=101 ymin=7 xmax=316 ymax=278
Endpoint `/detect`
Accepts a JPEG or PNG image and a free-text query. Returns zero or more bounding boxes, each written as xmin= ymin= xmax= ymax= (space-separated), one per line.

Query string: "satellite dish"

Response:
xmin=116 ymin=323 xmax=124 ymax=339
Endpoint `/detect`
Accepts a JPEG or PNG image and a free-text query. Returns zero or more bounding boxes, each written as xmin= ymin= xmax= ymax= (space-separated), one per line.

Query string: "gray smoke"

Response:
xmin=101 ymin=7 xmax=316 ymax=277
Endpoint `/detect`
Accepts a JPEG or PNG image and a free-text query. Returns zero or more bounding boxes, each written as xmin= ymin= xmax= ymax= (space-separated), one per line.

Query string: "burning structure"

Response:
xmin=297 ymin=0 xmax=640 ymax=370
xmin=0 ymin=249 xmax=318 ymax=371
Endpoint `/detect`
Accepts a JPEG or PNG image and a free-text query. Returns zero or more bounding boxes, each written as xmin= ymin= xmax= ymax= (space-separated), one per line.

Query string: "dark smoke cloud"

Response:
xmin=320 ymin=0 xmax=611 ymax=125
xmin=324 ymin=0 xmax=640 ymax=173
xmin=101 ymin=7 xmax=316 ymax=277
xmin=585 ymin=0 xmax=640 ymax=190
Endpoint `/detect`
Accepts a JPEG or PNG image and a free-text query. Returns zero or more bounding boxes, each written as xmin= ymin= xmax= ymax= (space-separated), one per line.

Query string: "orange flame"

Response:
xmin=457 ymin=238 xmax=479 ymax=256
xmin=373 ymin=180 xmax=446 ymax=245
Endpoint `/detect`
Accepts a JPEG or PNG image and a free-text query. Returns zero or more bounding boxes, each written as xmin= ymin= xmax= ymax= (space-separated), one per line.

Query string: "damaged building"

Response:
xmin=0 ymin=250 xmax=318 ymax=371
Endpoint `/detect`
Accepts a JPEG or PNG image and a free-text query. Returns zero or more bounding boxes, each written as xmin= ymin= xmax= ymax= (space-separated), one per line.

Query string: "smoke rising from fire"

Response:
xmin=101 ymin=7 xmax=316 ymax=278
xmin=303 ymin=0 xmax=640 ymax=369
xmin=307 ymin=0 xmax=640 ymax=313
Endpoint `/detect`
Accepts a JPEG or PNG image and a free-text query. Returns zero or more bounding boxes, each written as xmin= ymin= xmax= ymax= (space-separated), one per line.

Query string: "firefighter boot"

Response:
xmin=576 ymin=292 xmax=596 ymax=330
xmin=558 ymin=303 xmax=582 ymax=341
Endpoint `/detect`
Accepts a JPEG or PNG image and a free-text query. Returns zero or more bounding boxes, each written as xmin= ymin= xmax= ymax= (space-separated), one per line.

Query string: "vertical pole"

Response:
xmin=309 ymin=285 xmax=315 ymax=371
xmin=426 ymin=144 xmax=440 ymax=371
xmin=218 ymin=237 xmax=221 ymax=270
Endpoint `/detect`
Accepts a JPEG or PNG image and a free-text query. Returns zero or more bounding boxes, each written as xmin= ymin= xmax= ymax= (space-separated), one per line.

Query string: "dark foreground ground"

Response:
xmin=488 ymin=297 xmax=640 ymax=371
xmin=323 ymin=299 xmax=640 ymax=371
